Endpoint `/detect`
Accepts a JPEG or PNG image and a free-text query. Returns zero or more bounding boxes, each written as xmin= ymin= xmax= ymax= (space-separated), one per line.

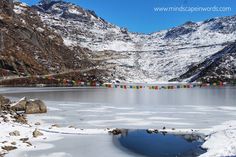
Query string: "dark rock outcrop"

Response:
xmin=109 ymin=128 xmax=128 ymax=135
xmin=0 ymin=0 xmax=14 ymax=17
xmin=1 ymin=146 xmax=17 ymax=151
xmin=0 ymin=0 xmax=106 ymax=85
xmin=164 ymin=21 xmax=199 ymax=39
xmin=171 ymin=41 xmax=236 ymax=83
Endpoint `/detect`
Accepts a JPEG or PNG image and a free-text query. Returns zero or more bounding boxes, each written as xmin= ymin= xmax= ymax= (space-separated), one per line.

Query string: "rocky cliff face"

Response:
xmin=0 ymin=0 xmax=102 ymax=81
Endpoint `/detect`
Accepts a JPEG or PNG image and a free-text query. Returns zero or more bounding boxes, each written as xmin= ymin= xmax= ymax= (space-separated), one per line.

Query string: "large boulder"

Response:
xmin=25 ymin=99 xmax=47 ymax=114
xmin=11 ymin=97 xmax=47 ymax=114
xmin=11 ymin=97 xmax=27 ymax=112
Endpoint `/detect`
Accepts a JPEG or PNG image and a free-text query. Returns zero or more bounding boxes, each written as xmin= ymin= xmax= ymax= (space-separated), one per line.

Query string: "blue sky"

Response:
xmin=21 ymin=0 xmax=236 ymax=33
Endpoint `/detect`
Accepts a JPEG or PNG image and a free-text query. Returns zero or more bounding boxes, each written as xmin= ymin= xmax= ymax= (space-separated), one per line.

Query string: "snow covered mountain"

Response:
xmin=33 ymin=0 xmax=236 ymax=82
xmin=171 ymin=41 xmax=236 ymax=83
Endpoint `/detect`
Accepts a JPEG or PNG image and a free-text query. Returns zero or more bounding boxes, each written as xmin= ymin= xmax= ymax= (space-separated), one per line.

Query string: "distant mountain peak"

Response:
xmin=164 ymin=21 xmax=199 ymax=39
xmin=40 ymin=0 xmax=51 ymax=4
xmin=34 ymin=0 xmax=101 ymax=22
xmin=39 ymin=0 xmax=60 ymax=5
xmin=183 ymin=21 xmax=197 ymax=26
xmin=36 ymin=0 xmax=64 ymax=12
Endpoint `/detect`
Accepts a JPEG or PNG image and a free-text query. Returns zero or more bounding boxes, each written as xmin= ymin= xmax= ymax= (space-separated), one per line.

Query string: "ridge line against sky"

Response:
xmin=21 ymin=0 xmax=236 ymax=33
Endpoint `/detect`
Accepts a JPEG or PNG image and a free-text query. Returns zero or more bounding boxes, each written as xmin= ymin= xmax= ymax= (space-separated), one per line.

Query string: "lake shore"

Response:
xmin=0 ymin=95 xmax=113 ymax=156
xmin=2 ymin=117 xmax=236 ymax=157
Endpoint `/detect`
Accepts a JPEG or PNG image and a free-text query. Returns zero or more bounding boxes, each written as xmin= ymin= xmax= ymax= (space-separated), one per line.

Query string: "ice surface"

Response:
xmin=9 ymin=135 xmax=136 ymax=157
xmin=1 ymin=87 xmax=236 ymax=157
xmin=2 ymin=87 xmax=236 ymax=129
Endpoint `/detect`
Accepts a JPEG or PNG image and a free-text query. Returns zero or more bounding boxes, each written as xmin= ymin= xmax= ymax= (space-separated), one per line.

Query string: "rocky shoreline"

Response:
xmin=0 ymin=94 xmax=114 ymax=156
xmin=0 ymin=95 xmax=47 ymax=156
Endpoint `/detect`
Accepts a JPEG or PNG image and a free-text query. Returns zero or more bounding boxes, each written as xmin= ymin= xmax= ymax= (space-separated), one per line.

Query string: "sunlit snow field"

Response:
xmin=1 ymin=86 xmax=236 ymax=157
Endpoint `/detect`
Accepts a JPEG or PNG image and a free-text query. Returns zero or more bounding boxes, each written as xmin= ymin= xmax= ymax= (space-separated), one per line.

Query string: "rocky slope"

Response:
xmin=32 ymin=0 xmax=236 ymax=82
xmin=171 ymin=41 xmax=236 ymax=83
xmin=0 ymin=0 xmax=107 ymax=84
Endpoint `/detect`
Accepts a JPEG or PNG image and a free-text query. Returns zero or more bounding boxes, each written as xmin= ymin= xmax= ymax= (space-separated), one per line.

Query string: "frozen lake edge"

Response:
xmin=1 ymin=86 xmax=236 ymax=157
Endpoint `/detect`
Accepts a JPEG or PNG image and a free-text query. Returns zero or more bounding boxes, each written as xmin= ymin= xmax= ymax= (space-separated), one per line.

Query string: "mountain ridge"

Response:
xmin=171 ymin=41 xmax=236 ymax=83
xmin=32 ymin=0 xmax=236 ymax=83
xmin=1 ymin=0 xmax=235 ymax=84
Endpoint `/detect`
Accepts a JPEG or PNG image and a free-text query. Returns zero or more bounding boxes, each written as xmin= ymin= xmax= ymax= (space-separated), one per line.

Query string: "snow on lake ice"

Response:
xmin=1 ymin=86 xmax=236 ymax=157
xmin=2 ymin=87 xmax=235 ymax=129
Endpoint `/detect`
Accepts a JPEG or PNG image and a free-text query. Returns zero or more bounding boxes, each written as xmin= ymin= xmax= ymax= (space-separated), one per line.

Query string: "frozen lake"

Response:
xmin=1 ymin=86 xmax=236 ymax=129
xmin=1 ymin=86 xmax=236 ymax=157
